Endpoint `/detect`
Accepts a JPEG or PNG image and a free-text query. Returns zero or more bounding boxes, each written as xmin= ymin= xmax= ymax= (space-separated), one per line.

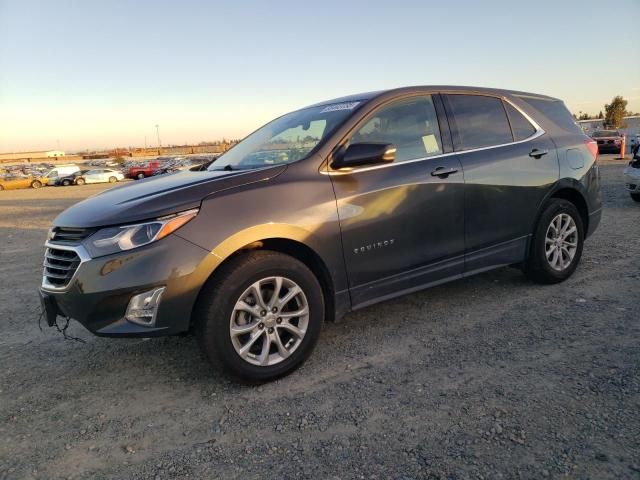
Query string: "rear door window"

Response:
xmin=445 ymin=94 xmax=513 ymax=150
xmin=504 ymin=102 xmax=536 ymax=141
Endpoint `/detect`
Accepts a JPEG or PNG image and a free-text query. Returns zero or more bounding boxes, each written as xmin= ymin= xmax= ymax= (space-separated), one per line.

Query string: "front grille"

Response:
xmin=51 ymin=227 xmax=94 ymax=244
xmin=43 ymin=247 xmax=81 ymax=288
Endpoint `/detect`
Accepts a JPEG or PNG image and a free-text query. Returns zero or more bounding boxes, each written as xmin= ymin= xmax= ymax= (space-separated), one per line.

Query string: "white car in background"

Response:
xmin=75 ymin=168 xmax=125 ymax=185
xmin=44 ymin=165 xmax=81 ymax=185
xmin=624 ymin=145 xmax=640 ymax=202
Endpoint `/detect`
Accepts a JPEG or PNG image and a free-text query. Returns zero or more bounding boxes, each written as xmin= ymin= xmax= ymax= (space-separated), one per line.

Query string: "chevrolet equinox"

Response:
xmin=39 ymin=86 xmax=602 ymax=381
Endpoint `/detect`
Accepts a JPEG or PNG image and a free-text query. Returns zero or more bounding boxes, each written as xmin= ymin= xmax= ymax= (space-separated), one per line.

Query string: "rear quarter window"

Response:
xmin=504 ymin=102 xmax=536 ymax=141
xmin=515 ymin=96 xmax=583 ymax=135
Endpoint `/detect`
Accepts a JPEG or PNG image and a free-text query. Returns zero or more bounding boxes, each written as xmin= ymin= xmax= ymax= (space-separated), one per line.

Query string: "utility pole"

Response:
xmin=155 ymin=124 xmax=161 ymax=153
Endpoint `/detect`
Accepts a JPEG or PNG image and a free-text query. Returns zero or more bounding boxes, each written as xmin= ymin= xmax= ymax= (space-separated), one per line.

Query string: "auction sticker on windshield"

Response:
xmin=320 ymin=102 xmax=360 ymax=113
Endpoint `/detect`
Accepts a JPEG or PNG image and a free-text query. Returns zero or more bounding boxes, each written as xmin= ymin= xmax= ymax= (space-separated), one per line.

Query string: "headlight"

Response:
xmin=84 ymin=208 xmax=199 ymax=257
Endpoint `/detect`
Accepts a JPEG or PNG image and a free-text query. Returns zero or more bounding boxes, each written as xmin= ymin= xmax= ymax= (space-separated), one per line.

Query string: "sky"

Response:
xmin=0 ymin=0 xmax=639 ymax=152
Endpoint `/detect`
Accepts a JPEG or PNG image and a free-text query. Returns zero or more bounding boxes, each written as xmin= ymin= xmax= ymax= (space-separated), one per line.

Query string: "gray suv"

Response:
xmin=39 ymin=86 xmax=602 ymax=381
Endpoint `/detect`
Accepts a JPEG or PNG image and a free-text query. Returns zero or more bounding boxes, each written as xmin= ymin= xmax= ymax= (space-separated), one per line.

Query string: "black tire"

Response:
xmin=631 ymin=193 xmax=640 ymax=203
xmin=137 ymin=173 xmax=145 ymax=180
xmin=194 ymin=250 xmax=324 ymax=382
xmin=525 ymin=199 xmax=584 ymax=284
xmin=76 ymin=178 xmax=85 ymax=185
xmin=108 ymin=176 xmax=117 ymax=183
xmin=62 ymin=180 xmax=71 ymax=186
xmin=31 ymin=180 xmax=42 ymax=189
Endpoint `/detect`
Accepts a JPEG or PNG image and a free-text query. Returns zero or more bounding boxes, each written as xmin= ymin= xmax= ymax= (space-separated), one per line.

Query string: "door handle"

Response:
xmin=529 ymin=149 xmax=548 ymax=159
xmin=431 ymin=166 xmax=458 ymax=178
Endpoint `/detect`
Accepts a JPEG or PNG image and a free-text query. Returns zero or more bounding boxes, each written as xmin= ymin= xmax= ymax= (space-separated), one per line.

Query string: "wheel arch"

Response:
xmin=189 ymin=229 xmax=338 ymax=327
xmin=548 ymin=187 xmax=589 ymax=234
xmin=535 ymin=180 xmax=590 ymax=235
xmin=524 ymin=182 xmax=590 ymax=263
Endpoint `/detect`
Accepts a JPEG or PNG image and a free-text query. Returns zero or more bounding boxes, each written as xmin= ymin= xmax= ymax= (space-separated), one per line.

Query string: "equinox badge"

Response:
xmin=353 ymin=239 xmax=395 ymax=254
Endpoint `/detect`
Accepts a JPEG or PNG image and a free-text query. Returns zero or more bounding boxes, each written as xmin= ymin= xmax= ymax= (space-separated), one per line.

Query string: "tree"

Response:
xmin=604 ymin=96 xmax=628 ymax=128
xmin=597 ymin=110 xmax=604 ymax=119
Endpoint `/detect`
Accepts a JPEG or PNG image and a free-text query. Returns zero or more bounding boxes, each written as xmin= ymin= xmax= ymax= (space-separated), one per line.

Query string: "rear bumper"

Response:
xmin=40 ymin=234 xmax=211 ymax=337
xmin=587 ymin=208 xmax=602 ymax=239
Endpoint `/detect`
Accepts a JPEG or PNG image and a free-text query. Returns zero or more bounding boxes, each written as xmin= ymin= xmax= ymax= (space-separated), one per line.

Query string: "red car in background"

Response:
xmin=126 ymin=161 xmax=160 ymax=180
xmin=591 ymin=130 xmax=623 ymax=154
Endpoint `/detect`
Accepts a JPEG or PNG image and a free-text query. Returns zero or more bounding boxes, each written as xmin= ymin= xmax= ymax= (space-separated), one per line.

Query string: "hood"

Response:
xmin=53 ymin=166 xmax=286 ymax=228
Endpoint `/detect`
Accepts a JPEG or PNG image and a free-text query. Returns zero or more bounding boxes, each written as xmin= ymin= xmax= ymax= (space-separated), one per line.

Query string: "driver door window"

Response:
xmin=349 ymin=96 xmax=443 ymax=162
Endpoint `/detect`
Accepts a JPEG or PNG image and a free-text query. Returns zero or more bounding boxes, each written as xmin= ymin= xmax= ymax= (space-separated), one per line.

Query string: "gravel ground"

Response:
xmin=0 ymin=161 xmax=639 ymax=480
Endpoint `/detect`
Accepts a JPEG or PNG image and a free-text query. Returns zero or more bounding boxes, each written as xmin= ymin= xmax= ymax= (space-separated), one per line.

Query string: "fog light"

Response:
xmin=125 ymin=287 xmax=166 ymax=326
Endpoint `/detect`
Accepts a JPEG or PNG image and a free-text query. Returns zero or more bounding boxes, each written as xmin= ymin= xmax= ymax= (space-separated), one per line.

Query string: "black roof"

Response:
xmin=307 ymin=85 xmax=560 ymax=108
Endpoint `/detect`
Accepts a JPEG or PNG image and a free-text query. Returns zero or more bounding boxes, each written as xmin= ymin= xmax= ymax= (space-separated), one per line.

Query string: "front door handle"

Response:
xmin=431 ymin=166 xmax=458 ymax=178
xmin=529 ymin=149 xmax=548 ymax=159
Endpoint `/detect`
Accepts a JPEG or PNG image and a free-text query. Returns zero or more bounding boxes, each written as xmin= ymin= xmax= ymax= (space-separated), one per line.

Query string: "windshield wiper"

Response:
xmin=211 ymin=164 xmax=236 ymax=171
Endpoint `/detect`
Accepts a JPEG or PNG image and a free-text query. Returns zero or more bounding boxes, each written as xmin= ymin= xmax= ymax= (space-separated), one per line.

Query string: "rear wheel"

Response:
xmin=108 ymin=176 xmax=117 ymax=183
xmin=525 ymin=199 xmax=584 ymax=284
xmin=631 ymin=193 xmax=640 ymax=202
xmin=62 ymin=179 xmax=71 ymax=186
xmin=0 ymin=185 xmax=4 ymax=191
xmin=31 ymin=180 xmax=42 ymax=189
xmin=137 ymin=173 xmax=145 ymax=180
xmin=76 ymin=178 xmax=85 ymax=185
xmin=194 ymin=250 xmax=324 ymax=382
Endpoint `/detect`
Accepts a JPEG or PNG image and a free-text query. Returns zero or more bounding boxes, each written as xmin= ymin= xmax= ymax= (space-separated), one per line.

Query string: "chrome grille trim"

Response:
xmin=41 ymin=241 xmax=91 ymax=292
xmin=50 ymin=227 xmax=94 ymax=244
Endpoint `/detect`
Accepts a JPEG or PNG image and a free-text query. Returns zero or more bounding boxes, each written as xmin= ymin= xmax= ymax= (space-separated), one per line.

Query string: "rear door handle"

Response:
xmin=529 ymin=149 xmax=549 ymax=159
xmin=431 ymin=166 xmax=459 ymax=178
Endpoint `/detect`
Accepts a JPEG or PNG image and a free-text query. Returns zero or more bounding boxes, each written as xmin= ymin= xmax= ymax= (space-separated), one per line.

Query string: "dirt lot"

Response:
xmin=0 ymin=160 xmax=639 ymax=480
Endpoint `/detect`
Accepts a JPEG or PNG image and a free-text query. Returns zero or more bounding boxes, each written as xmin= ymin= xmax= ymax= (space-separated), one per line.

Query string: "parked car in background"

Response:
xmin=44 ymin=165 xmax=81 ymax=185
xmin=0 ymin=174 xmax=48 ymax=190
xmin=623 ymin=148 xmax=640 ymax=202
xmin=591 ymin=130 xmax=623 ymax=153
xmin=55 ymin=170 xmax=89 ymax=186
xmin=127 ymin=161 xmax=160 ymax=180
xmin=39 ymin=86 xmax=602 ymax=381
xmin=74 ymin=169 xmax=124 ymax=185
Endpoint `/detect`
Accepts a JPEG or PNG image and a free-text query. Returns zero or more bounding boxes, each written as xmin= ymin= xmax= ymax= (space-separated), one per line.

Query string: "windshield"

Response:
xmin=592 ymin=130 xmax=620 ymax=137
xmin=208 ymin=102 xmax=361 ymax=171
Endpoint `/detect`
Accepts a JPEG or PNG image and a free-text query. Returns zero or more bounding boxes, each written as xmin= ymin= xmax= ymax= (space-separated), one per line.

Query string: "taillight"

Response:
xmin=584 ymin=138 xmax=598 ymax=161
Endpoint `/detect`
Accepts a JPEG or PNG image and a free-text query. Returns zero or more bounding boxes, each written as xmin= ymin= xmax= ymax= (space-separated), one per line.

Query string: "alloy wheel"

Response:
xmin=545 ymin=213 xmax=577 ymax=271
xmin=229 ymin=276 xmax=309 ymax=367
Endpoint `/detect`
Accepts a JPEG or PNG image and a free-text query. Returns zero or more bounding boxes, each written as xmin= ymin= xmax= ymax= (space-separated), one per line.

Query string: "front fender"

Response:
xmin=180 ymin=223 xmax=322 ymax=287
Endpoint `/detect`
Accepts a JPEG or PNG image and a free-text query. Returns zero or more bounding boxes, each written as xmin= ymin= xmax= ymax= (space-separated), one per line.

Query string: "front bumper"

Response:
xmin=39 ymin=234 xmax=211 ymax=337
xmin=597 ymin=142 xmax=621 ymax=153
xmin=624 ymin=166 xmax=640 ymax=192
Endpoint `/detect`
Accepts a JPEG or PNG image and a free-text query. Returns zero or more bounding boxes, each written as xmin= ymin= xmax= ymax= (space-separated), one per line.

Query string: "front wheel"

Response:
xmin=194 ymin=251 xmax=324 ymax=382
xmin=631 ymin=193 xmax=640 ymax=203
xmin=136 ymin=173 xmax=145 ymax=180
xmin=31 ymin=180 xmax=42 ymax=189
xmin=62 ymin=180 xmax=71 ymax=186
xmin=108 ymin=176 xmax=117 ymax=183
xmin=75 ymin=178 xmax=85 ymax=185
xmin=525 ymin=199 xmax=584 ymax=284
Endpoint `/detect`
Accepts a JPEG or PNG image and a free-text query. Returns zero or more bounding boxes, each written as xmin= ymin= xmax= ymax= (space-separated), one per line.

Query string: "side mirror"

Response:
xmin=331 ymin=143 xmax=396 ymax=169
